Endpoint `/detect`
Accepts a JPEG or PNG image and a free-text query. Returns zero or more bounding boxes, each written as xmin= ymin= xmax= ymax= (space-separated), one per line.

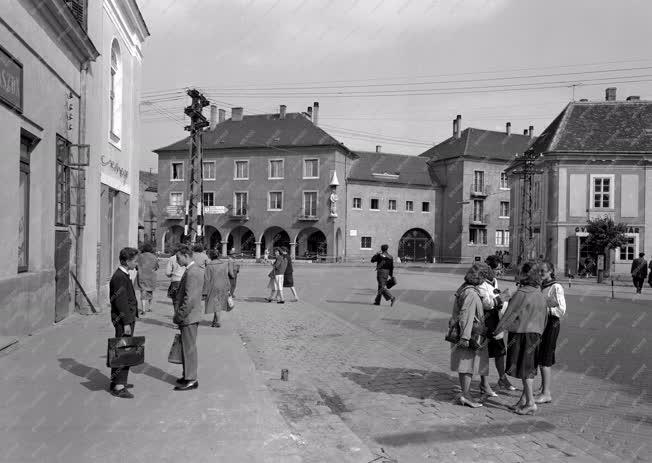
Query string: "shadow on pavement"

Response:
xmin=138 ymin=317 xmax=177 ymax=329
xmin=325 ymin=300 xmax=378 ymax=306
xmin=243 ymin=296 xmax=270 ymax=303
xmin=131 ymin=362 xmax=178 ymax=385
xmin=58 ymin=357 xmax=109 ymax=391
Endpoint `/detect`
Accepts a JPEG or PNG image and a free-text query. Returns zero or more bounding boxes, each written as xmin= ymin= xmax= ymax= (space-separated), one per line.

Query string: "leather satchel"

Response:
xmin=106 ymin=336 xmax=145 ymax=368
xmin=386 ymin=276 xmax=397 ymax=289
xmin=445 ymin=322 xmax=461 ymax=344
xmin=468 ymin=319 xmax=487 ymax=350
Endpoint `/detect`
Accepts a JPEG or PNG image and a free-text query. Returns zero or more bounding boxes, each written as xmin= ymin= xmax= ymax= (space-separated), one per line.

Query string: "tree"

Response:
xmin=585 ymin=216 xmax=629 ymax=276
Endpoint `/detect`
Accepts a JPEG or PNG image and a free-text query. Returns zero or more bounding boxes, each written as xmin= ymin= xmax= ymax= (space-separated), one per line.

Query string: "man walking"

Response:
xmin=371 ymin=244 xmax=396 ymax=306
xmin=173 ymin=245 xmax=205 ymax=391
xmin=631 ymin=252 xmax=648 ymax=294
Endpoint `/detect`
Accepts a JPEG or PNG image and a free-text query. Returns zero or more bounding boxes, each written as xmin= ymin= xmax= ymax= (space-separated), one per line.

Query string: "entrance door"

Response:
xmin=55 ymin=230 xmax=72 ymax=322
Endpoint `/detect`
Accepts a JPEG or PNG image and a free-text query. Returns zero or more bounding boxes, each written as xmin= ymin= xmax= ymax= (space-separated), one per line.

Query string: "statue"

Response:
xmin=329 ymin=191 xmax=338 ymax=217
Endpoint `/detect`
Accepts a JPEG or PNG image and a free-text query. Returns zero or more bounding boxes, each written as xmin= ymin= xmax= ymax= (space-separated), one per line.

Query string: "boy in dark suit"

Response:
xmin=371 ymin=244 xmax=396 ymax=306
xmin=109 ymin=247 xmax=140 ymax=398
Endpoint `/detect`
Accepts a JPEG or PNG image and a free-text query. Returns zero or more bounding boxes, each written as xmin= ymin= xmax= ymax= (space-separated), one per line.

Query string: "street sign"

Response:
xmin=204 ymin=205 xmax=227 ymax=214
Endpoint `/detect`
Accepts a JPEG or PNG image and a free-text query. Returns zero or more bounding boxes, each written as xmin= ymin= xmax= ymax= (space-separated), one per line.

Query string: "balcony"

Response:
xmin=470 ymin=183 xmax=490 ymax=197
xmin=165 ymin=205 xmax=184 ymax=219
xmin=298 ymin=208 xmax=319 ymax=221
xmin=228 ymin=206 xmax=249 ymax=220
xmin=469 ymin=213 xmax=489 ymax=225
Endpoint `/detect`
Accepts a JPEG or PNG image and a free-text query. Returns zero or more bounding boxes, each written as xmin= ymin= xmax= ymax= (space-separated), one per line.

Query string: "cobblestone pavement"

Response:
xmin=233 ymin=265 xmax=651 ymax=463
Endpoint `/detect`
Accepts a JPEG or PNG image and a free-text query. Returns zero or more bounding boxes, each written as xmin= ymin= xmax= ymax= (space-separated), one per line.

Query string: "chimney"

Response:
xmin=232 ymin=107 xmax=243 ymax=122
xmin=626 ymin=96 xmax=641 ymax=101
xmin=313 ymin=101 xmax=319 ymax=125
xmin=523 ymin=129 xmax=528 ymax=135
xmin=218 ymin=108 xmax=226 ymax=123
xmin=279 ymin=104 xmax=286 ymax=119
xmin=528 ymin=125 xmax=534 ymax=138
xmin=453 ymin=114 xmax=461 ymax=139
xmin=376 ymin=145 xmax=382 ymax=153
xmin=605 ymin=87 xmax=617 ymax=101
xmin=209 ymin=104 xmax=218 ymax=130
xmin=307 ymin=106 xmax=313 ymax=120
xmin=506 ymin=122 xmax=511 ymax=135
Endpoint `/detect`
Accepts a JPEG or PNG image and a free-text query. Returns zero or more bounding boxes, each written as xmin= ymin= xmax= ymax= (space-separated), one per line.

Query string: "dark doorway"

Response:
xmin=398 ymin=228 xmax=433 ymax=263
xmin=54 ymin=230 xmax=72 ymax=322
xmin=261 ymin=228 xmax=291 ymax=252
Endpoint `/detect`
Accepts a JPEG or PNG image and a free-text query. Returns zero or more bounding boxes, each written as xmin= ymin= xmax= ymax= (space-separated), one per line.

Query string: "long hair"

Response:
xmin=519 ymin=260 xmax=543 ymax=287
xmin=542 ymin=260 xmax=556 ymax=281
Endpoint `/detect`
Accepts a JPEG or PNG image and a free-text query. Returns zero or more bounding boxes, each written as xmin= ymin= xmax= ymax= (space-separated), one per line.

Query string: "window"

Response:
xmin=405 ymin=200 xmax=414 ymax=212
xmin=303 ymin=191 xmax=317 ymax=216
xmin=269 ymin=159 xmax=284 ymax=179
xmin=171 ymin=162 xmax=184 ymax=181
xmin=203 ymin=192 xmax=215 ymax=207
xmin=234 ymin=192 xmax=248 ymax=215
xmin=56 ymin=136 xmax=71 ymax=226
xmin=500 ymin=201 xmax=510 ymax=218
xmin=234 ymin=160 xmax=249 ymax=180
xmin=169 ymin=192 xmax=184 ymax=206
xmin=473 ymin=200 xmax=484 ymax=221
xmin=473 ymin=170 xmax=485 ymax=191
xmin=303 ymin=159 xmax=319 ymax=178
xmin=353 ymin=197 xmax=362 ymax=209
xmin=109 ymin=39 xmax=122 ymax=140
xmin=388 ymin=199 xmax=397 ymax=211
xmin=469 ymin=228 xmax=487 ymax=245
xmin=268 ymin=191 xmax=283 ymax=210
xmin=592 ymin=175 xmax=613 ymax=209
xmin=370 ymin=198 xmax=379 ymax=210
xmin=496 ymin=230 xmax=510 ymax=246
xmin=361 ymin=236 xmax=372 ymax=249
xmin=202 ymin=161 xmax=215 ymax=180
xmin=422 ymin=201 xmax=430 ymax=213
xmin=500 ymin=172 xmax=509 ymax=189
xmin=619 ymin=235 xmax=636 ymax=261
xmin=18 ymin=137 xmax=31 ymax=272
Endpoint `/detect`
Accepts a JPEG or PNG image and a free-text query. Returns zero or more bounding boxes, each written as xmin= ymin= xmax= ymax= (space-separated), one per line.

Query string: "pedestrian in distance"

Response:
xmin=265 ymin=247 xmax=287 ymax=304
xmin=371 ymin=244 xmax=396 ymax=306
xmin=631 ymin=252 xmax=647 ymax=294
xmin=281 ymin=247 xmax=299 ymax=302
xmin=172 ymin=245 xmax=205 ymax=391
xmin=536 ymin=261 xmax=566 ymax=405
xmin=226 ymin=255 xmax=240 ymax=298
xmin=192 ymin=243 xmax=210 ymax=269
xmin=449 ymin=263 xmax=490 ymax=408
xmin=136 ymin=242 xmax=159 ymax=315
xmin=109 ymin=247 xmax=140 ymax=399
xmin=203 ymin=249 xmax=230 ymax=328
xmin=648 ymin=259 xmax=652 ymax=288
xmin=494 ymin=261 xmax=548 ymax=415
xmin=165 ymin=247 xmax=185 ymax=309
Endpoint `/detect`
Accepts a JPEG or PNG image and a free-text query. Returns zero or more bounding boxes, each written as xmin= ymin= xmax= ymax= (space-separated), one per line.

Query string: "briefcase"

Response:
xmin=386 ymin=276 xmax=397 ymax=289
xmin=106 ymin=336 xmax=145 ymax=368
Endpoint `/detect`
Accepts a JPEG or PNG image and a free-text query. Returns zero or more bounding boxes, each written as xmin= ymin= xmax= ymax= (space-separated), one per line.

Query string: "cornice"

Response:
xmin=103 ymin=0 xmax=146 ymax=62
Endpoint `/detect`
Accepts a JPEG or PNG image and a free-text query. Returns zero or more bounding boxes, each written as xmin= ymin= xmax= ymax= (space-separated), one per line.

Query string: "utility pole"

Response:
xmin=512 ymin=147 xmax=543 ymax=264
xmin=183 ymin=89 xmax=210 ymax=245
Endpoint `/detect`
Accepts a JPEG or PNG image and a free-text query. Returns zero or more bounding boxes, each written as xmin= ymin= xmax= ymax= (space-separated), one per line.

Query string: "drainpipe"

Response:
xmin=75 ymin=61 xmax=89 ymax=313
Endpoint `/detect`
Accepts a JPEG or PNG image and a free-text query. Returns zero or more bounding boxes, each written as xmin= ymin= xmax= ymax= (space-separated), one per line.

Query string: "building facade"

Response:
xmin=421 ymin=116 xmax=534 ymax=263
xmin=508 ymin=90 xmax=652 ymax=276
xmin=139 ymin=170 xmax=158 ymax=247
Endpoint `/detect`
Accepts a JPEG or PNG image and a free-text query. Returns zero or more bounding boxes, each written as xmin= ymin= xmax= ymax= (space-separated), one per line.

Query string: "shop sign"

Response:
xmin=204 ymin=206 xmax=227 ymax=214
xmin=101 ymin=154 xmax=128 ymax=184
xmin=0 ymin=46 xmax=23 ymax=112
xmin=349 ymin=229 xmax=357 ymax=236
xmin=166 ymin=205 xmax=184 ymax=217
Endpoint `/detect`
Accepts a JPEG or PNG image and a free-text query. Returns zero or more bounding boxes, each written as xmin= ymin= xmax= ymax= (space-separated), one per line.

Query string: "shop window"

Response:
xmin=361 ymin=236 xmax=372 ymax=249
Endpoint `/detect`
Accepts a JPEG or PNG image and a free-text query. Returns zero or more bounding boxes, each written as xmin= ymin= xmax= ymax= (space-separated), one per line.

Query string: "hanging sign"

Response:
xmin=0 ymin=46 xmax=23 ymax=112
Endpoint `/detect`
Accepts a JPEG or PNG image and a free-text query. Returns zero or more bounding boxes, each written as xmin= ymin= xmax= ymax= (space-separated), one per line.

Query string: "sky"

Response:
xmin=136 ymin=0 xmax=652 ymax=173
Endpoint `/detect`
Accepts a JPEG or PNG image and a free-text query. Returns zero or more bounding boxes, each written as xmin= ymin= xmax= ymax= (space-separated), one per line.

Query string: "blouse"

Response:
xmin=543 ymin=282 xmax=566 ymax=318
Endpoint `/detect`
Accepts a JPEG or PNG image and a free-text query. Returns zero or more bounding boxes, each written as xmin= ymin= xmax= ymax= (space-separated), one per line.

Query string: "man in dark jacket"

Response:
xmin=631 ymin=252 xmax=648 ymax=294
xmin=109 ymin=247 xmax=139 ymax=399
xmin=371 ymin=244 xmax=396 ymax=306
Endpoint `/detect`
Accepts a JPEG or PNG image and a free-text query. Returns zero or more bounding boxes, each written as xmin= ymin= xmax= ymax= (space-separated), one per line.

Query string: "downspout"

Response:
xmin=74 ymin=61 xmax=89 ymax=312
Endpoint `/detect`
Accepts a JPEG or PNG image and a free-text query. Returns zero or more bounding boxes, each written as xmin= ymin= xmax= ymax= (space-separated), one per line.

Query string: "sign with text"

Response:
xmin=166 ymin=205 xmax=184 ymax=217
xmin=0 ymin=46 xmax=23 ymax=112
xmin=204 ymin=206 xmax=227 ymax=214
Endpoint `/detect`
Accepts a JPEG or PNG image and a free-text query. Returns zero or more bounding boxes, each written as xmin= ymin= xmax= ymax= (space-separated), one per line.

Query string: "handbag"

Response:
xmin=468 ymin=318 xmax=487 ymax=350
xmin=167 ymin=333 xmax=183 ymax=364
xmin=386 ymin=275 xmax=397 ymax=289
xmin=445 ymin=321 xmax=461 ymax=344
xmin=226 ymin=293 xmax=235 ymax=312
xmin=106 ymin=336 xmax=145 ymax=368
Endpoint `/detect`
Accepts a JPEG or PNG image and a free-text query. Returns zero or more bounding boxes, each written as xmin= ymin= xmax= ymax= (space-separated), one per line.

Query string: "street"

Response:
xmin=233 ymin=264 xmax=652 ymax=462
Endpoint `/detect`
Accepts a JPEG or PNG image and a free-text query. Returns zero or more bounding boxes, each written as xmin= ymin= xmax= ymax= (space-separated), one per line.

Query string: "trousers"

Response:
xmin=110 ymin=322 xmax=135 ymax=387
xmin=633 ymin=277 xmax=645 ymax=291
xmin=180 ymin=323 xmax=199 ymax=381
xmin=375 ymin=269 xmax=393 ymax=303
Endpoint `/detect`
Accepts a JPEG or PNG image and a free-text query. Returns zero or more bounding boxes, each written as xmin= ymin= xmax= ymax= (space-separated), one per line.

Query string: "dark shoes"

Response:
xmin=390 ymin=297 xmax=397 ymax=307
xmin=174 ymin=380 xmax=199 ymax=391
xmin=211 ymin=322 xmax=221 ymax=328
xmin=110 ymin=387 xmax=134 ymax=399
xmin=277 ymin=300 xmax=285 ymax=304
xmin=373 ymin=301 xmax=380 ymax=306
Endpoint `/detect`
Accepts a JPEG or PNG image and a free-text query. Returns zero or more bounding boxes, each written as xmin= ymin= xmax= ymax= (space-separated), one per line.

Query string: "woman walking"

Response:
xmin=536 ymin=261 xmax=566 ymax=404
xmin=203 ymin=249 xmax=231 ymax=328
xmin=494 ymin=261 xmax=548 ymax=415
xmin=449 ymin=263 xmax=490 ymax=408
xmin=136 ymin=243 xmax=159 ymax=315
xmin=265 ymin=248 xmax=287 ymax=304
xmin=281 ymin=247 xmax=299 ymax=302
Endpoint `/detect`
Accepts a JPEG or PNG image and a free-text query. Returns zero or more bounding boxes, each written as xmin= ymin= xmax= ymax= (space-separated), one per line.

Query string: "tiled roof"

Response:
xmin=419 ymin=128 xmax=535 ymax=162
xmin=139 ymin=170 xmax=158 ymax=192
xmin=530 ymin=100 xmax=652 ymax=153
xmin=154 ymin=112 xmax=353 ymax=155
xmin=347 ymin=151 xmax=436 ymax=187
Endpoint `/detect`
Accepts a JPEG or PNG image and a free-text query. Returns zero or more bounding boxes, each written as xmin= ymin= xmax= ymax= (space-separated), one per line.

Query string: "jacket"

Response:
xmin=166 ymin=255 xmax=185 ymax=282
xmin=495 ymin=285 xmax=548 ymax=335
xmin=449 ymin=284 xmax=484 ymax=341
xmin=136 ymin=252 xmax=159 ymax=291
xmin=272 ymin=256 xmax=287 ymax=276
xmin=227 ymin=260 xmax=239 ymax=281
xmin=631 ymin=257 xmax=648 ymax=279
xmin=110 ymin=268 xmax=138 ymax=326
xmin=202 ymin=260 xmax=230 ymax=314
xmin=193 ymin=251 xmax=210 ymax=269
xmin=174 ymin=262 xmax=205 ymax=326
xmin=371 ymin=252 xmax=394 ymax=276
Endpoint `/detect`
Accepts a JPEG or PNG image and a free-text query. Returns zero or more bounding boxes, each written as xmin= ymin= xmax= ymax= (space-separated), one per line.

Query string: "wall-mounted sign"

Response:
xmin=349 ymin=229 xmax=357 ymax=236
xmin=0 ymin=45 xmax=23 ymax=112
xmin=204 ymin=206 xmax=227 ymax=214
xmin=101 ymin=154 xmax=128 ymax=184
xmin=166 ymin=205 xmax=184 ymax=218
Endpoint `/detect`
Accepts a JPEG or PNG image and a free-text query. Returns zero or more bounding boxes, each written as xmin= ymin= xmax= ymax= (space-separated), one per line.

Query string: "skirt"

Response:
xmin=506 ymin=332 xmax=541 ymax=379
xmin=283 ymin=274 xmax=294 ymax=287
xmin=140 ymin=289 xmax=153 ymax=301
xmin=484 ymin=309 xmax=506 ymax=358
xmin=537 ymin=316 xmax=560 ymax=367
xmin=450 ymin=343 xmax=489 ymax=376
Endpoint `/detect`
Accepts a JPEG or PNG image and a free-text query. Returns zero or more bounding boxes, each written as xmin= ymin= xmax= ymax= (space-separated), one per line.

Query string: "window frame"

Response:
xmin=109 ymin=38 xmax=122 ymax=144
xmin=268 ymin=191 xmax=284 ymax=211
xmin=302 ymin=190 xmax=318 ymax=217
xmin=234 ymin=159 xmax=249 ymax=180
xmin=352 ymin=197 xmax=362 ymax=210
xmin=203 ymin=191 xmax=215 ymax=207
xmin=495 ymin=230 xmax=510 ymax=246
xmin=388 ymin=199 xmax=397 ymax=211
xmin=421 ymin=201 xmax=430 ymax=213
xmin=591 ymin=174 xmax=615 ymax=210
xmin=360 ymin=236 xmax=372 ymax=250
xmin=233 ymin=191 xmax=248 ymax=216
xmin=268 ymin=158 xmax=284 ymax=180
xmin=617 ymin=233 xmax=638 ymax=262
xmin=18 ymin=136 xmax=33 ymax=273
xmin=169 ymin=191 xmax=184 ymax=207
xmin=55 ymin=135 xmax=71 ymax=226
xmin=303 ymin=158 xmax=319 ymax=179
xmin=500 ymin=172 xmax=509 ymax=190
xmin=170 ymin=161 xmax=184 ymax=181
xmin=405 ymin=200 xmax=414 ymax=212
xmin=202 ymin=161 xmax=216 ymax=180
xmin=473 ymin=170 xmax=485 ymax=190
xmin=499 ymin=201 xmax=510 ymax=218
xmin=469 ymin=227 xmax=488 ymax=245
xmin=370 ymin=198 xmax=379 ymax=211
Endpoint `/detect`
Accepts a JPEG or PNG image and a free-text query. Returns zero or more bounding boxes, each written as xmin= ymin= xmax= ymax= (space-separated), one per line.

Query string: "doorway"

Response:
xmin=54 ymin=230 xmax=72 ymax=322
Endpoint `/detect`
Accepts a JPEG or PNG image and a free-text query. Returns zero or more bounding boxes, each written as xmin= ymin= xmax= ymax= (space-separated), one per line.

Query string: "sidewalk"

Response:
xmin=0 ymin=289 xmax=303 ymax=462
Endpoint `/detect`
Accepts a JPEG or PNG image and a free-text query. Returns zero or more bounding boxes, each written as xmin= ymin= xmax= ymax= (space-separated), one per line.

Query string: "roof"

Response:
xmin=419 ymin=128 xmax=535 ymax=162
xmin=155 ymin=112 xmax=354 ymax=156
xmin=529 ymin=100 xmax=652 ymax=154
xmin=347 ymin=151 xmax=436 ymax=187
xmin=139 ymin=170 xmax=158 ymax=192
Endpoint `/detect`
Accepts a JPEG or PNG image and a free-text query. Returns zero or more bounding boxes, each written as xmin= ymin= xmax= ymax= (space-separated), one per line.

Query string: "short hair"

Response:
xmin=519 ymin=260 xmax=543 ymax=287
xmin=193 ymin=243 xmax=204 ymax=253
xmin=640 ymin=252 xmax=645 ymax=257
xmin=175 ymin=244 xmax=193 ymax=257
xmin=381 ymin=244 xmax=389 ymax=252
xmin=140 ymin=242 xmax=154 ymax=253
xmin=542 ymin=260 xmax=556 ymax=280
xmin=485 ymin=255 xmax=500 ymax=269
xmin=463 ymin=263 xmax=484 ymax=286
xmin=119 ymin=247 xmax=139 ymax=265
xmin=207 ymin=249 xmax=220 ymax=260
xmin=280 ymin=247 xmax=289 ymax=255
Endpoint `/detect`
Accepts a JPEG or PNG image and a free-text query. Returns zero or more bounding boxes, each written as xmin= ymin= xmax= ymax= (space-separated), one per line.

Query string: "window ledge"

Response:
xmin=109 ymin=134 xmax=121 ymax=151
xmin=269 ymin=177 xmax=284 ymax=180
xmin=234 ymin=178 xmax=249 ymax=181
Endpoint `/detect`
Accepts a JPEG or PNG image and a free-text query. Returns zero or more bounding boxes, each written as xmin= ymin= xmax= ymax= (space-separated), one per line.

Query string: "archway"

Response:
xmin=260 ymin=226 xmax=291 ymax=254
xmin=164 ymin=225 xmax=184 ymax=253
xmin=203 ymin=226 xmax=221 ymax=251
xmin=295 ymin=227 xmax=327 ymax=259
xmin=226 ymin=226 xmax=255 ymax=256
xmin=398 ymin=228 xmax=433 ymax=263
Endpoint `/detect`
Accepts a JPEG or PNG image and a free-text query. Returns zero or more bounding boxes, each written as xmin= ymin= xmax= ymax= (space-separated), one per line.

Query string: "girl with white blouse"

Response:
xmin=536 ymin=261 xmax=566 ymax=404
